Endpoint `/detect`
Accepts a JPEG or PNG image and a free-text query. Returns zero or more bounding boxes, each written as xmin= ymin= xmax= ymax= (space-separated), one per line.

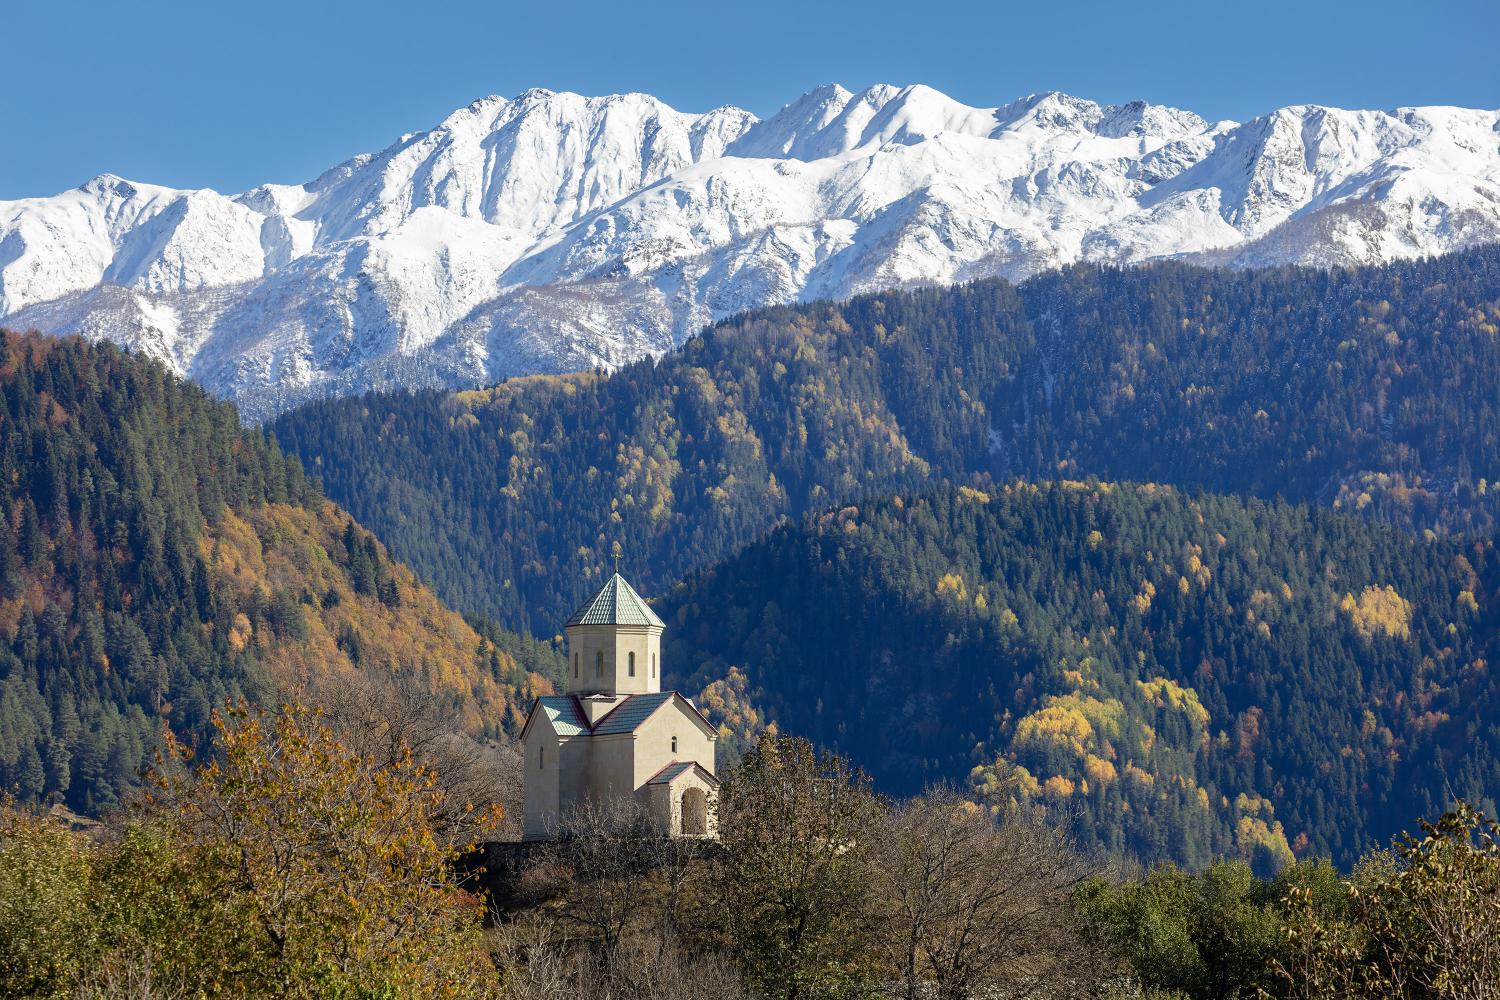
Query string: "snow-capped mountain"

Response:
xmin=3 ymin=84 xmax=1499 ymax=419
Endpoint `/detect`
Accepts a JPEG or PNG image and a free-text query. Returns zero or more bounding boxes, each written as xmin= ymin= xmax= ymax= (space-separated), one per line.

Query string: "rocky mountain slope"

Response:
xmin=4 ymin=85 xmax=1499 ymax=418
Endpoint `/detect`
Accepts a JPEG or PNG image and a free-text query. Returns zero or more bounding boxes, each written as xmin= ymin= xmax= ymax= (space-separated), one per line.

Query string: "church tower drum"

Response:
xmin=562 ymin=572 xmax=664 ymax=696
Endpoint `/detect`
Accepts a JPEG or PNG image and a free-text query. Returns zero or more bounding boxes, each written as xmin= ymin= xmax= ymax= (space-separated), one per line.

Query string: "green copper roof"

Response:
xmin=591 ymin=692 xmax=674 ymax=735
xmin=532 ymin=696 xmax=590 ymax=737
xmin=647 ymin=760 xmax=720 ymax=787
xmin=565 ymin=572 xmax=665 ymax=628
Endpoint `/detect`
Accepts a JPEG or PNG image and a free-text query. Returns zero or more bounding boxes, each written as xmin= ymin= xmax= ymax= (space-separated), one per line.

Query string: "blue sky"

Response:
xmin=3 ymin=0 xmax=1497 ymax=199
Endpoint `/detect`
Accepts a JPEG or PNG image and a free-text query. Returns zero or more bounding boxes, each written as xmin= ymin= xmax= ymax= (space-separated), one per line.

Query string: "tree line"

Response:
xmin=3 ymin=700 xmax=1495 ymax=999
xmin=265 ymin=249 xmax=1500 ymax=870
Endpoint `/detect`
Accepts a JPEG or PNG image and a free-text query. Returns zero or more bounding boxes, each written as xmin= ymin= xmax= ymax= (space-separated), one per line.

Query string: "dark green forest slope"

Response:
xmin=266 ymin=248 xmax=1500 ymax=866
xmin=0 ymin=333 xmax=556 ymax=813
xmin=660 ymin=482 xmax=1500 ymax=870
xmin=271 ymin=247 xmax=1500 ymax=633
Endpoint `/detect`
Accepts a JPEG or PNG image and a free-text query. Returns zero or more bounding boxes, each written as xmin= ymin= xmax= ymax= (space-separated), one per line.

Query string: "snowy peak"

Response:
xmin=689 ymin=105 xmax=761 ymax=160
xmin=2 ymin=84 xmax=1499 ymax=419
xmin=1095 ymin=100 xmax=1210 ymax=140
xmin=993 ymin=91 xmax=1208 ymax=142
xmin=994 ymin=91 xmax=1101 ymax=132
xmin=1154 ymin=102 xmax=1500 ymax=240
xmin=850 ymin=84 xmax=1003 ymax=147
xmin=78 ymin=173 xmax=140 ymax=199
xmin=416 ymin=89 xmax=680 ymax=230
xmin=231 ymin=87 xmax=761 ymax=248
xmin=732 ymin=83 xmax=1010 ymax=159
xmin=0 ymin=171 xmax=272 ymax=314
xmin=727 ymin=83 xmax=859 ymax=159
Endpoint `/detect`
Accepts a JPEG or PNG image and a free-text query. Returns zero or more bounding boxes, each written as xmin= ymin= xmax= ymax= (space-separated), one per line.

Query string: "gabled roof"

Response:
xmin=522 ymin=691 xmax=717 ymax=741
xmin=646 ymin=760 xmax=719 ymax=787
xmin=521 ymin=695 xmax=590 ymax=740
xmin=591 ymin=691 xmax=675 ymax=735
xmin=565 ymin=572 xmax=665 ymax=628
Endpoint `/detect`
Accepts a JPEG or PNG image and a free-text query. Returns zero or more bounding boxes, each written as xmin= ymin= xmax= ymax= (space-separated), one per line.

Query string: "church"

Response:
xmin=520 ymin=572 xmax=718 ymax=840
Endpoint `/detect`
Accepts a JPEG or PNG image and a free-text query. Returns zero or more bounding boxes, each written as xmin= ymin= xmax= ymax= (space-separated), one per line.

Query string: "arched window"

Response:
xmin=539 ymin=744 xmax=545 ymax=769
xmin=595 ymin=651 xmax=603 ymax=677
xmin=628 ymin=651 xmax=636 ymax=676
xmin=670 ymin=735 xmax=678 ymax=754
xmin=652 ymin=653 xmax=657 ymax=679
xmin=573 ymin=653 xmax=578 ymax=678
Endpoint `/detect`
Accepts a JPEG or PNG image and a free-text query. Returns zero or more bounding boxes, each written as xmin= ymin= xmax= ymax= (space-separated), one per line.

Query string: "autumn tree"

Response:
xmin=0 ymin=807 xmax=95 ymax=998
xmin=501 ymin=794 xmax=741 ymax=1000
xmin=1380 ymin=802 xmax=1500 ymax=997
xmin=316 ymin=673 xmax=524 ymax=842
xmin=524 ymin=796 xmax=665 ymax=959
xmin=1276 ymin=801 xmax=1500 ymax=999
xmin=1 ymin=700 xmax=505 ymax=999
xmin=489 ymin=914 xmax=748 ymax=1000
xmin=1273 ymin=878 xmax=1391 ymax=1000
xmin=162 ymin=703 xmax=499 ymax=998
xmin=711 ymin=732 xmax=886 ymax=1000
xmin=876 ymin=787 xmax=1099 ymax=1000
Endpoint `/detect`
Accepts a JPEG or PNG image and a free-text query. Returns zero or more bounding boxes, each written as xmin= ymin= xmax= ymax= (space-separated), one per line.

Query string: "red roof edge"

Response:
xmin=549 ymin=691 xmax=716 ymax=738
xmin=675 ymin=692 xmax=718 ymax=737
xmin=646 ymin=760 xmax=719 ymax=787
xmin=646 ymin=759 xmax=685 ymax=784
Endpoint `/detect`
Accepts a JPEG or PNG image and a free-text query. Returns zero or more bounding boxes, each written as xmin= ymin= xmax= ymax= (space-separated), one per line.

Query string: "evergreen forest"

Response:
xmin=0 ymin=332 xmax=556 ymax=812
xmin=265 ymin=247 xmax=1500 ymax=867
xmin=272 ymin=246 xmax=1500 ymax=633
xmin=661 ymin=481 xmax=1499 ymax=869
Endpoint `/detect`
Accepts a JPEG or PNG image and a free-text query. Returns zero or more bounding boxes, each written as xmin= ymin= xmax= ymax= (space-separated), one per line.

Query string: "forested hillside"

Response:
xmin=1002 ymin=252 xmax=1500 ymax=534
xmin=660 ymin=482 xmax=1500 ymax=870
xmin=266 ymin=248 xmax=1500 ymax=868
xmin=0 ymin=332 xmax=557 ymax=813
xmin=271 ymin=247 xmax=1500 ymax=633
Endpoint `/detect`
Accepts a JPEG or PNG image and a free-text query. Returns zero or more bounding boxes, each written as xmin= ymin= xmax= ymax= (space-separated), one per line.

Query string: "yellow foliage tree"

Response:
xmin=1341 ymin=585 xmax=1413 ymax=641
xmin=936 ymin=573 xmax=969 ymax=602
xmin=1014 ymin=705 xmax=1094 ymax=758
xmin=1043 ymin=776 xmax=1076 ymax=800
xmin=163 ymin=705 xmax=498 ymax=998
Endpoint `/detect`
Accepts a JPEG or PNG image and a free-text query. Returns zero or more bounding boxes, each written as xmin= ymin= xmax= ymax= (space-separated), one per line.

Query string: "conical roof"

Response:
xmin=565 ymin=573 xmax=665 ymax=628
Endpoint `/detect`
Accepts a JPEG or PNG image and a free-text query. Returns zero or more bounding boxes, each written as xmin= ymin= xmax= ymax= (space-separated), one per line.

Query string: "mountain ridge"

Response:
xmin=4 ymin=84 xmax=1499 ymax=418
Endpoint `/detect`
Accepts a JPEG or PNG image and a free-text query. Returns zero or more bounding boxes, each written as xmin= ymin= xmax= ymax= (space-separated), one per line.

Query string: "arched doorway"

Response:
xmin=681 ymin=786 xmax=708 ymax=836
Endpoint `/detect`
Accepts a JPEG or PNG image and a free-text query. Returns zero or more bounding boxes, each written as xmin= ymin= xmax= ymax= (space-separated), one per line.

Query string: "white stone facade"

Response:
xmin=521 ymin=574 xmax=718 ymax=840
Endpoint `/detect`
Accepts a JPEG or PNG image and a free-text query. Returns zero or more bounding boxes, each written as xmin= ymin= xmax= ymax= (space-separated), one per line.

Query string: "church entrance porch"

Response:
xmin=643 ymin=761 xmax=719 ymax=838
